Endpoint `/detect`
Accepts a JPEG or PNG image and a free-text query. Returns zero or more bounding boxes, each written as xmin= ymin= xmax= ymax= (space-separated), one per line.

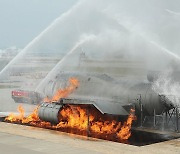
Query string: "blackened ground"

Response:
xmin=129 ymin=129 xmax=179 ymax=146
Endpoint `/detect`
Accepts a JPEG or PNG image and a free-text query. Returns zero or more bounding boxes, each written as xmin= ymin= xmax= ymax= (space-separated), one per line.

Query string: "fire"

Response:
xmin=57 ymin=106 xmax=88 ymax=129
xmin=5 ymin=105 xmax=51 ymax=127
xmin=5 ymin=105 xmax=39 ymax=124
xmin=5 ymin=105 xmax=136 ymax=141
xmin=43 ymin=78 xmax=79 ymax=102
xmin=5 ymin=77 xmax=136 ymax=142
xmin=52 ymin=78 xmax=79 ymax=102
xmin=5 ymin=105 xmax=25 ymax=122
xmin=91 ymin=120 xmax=121 ymax=135
xmin=21 ymin=107 xmax=39 ymax=124
xmin=117 ymin=109 xmax=136 ymax=140
xmin=56 ymin=106 xmax=94 ymax=130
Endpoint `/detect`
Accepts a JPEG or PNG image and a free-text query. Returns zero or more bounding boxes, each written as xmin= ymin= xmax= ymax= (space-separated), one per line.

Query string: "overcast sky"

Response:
xmin=0 ymin=0 xmax=77 ymax=48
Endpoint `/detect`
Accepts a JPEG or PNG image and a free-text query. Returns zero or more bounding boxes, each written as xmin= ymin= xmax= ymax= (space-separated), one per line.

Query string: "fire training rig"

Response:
xmin=12 ymin=72 xmax=179 ymax=132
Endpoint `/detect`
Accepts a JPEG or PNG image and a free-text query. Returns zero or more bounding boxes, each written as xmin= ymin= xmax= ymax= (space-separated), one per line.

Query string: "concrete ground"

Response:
xmin=0 ymin=122 xmax=179 ymax=154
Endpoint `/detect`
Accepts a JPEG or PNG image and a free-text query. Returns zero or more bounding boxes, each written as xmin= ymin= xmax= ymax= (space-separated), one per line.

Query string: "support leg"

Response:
xmin=153 ymin=109 xmax=156 ymax=128
xmin=87 ymin=106 xmax=91 ymax=137
xmin=176 ymin=108 xmax=179 ymax=132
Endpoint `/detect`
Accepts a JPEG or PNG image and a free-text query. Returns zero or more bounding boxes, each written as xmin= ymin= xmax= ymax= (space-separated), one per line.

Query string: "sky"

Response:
xmin=1 ymin=0 xmax=180 ymax=106
xmin=0 ymin=0 xmax=77 ymax=48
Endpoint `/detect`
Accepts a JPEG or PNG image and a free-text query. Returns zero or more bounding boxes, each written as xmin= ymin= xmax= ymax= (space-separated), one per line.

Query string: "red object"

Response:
xmin=12 ymin=90 xmax=29 ymax=97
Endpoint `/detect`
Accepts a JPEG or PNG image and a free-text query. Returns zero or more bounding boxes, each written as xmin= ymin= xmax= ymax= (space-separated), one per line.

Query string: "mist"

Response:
xmin=1 ymin=0 xmax=180 ymax=112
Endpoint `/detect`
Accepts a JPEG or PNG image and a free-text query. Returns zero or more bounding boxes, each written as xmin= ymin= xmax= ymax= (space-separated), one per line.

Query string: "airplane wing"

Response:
xmin=61 ymin=97 xmax=129 ymax=115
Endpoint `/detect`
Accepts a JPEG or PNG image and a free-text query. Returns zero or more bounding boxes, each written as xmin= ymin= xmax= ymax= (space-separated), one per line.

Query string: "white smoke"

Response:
xmin=153 ymin=70 xmax=180 ymax=106
xmin=1 ymin=0 xmax=180 ymax=111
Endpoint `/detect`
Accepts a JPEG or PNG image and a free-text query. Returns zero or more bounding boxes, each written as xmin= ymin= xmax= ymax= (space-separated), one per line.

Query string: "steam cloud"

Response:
xmin=0 ymin=0 xmax=180 ymax=111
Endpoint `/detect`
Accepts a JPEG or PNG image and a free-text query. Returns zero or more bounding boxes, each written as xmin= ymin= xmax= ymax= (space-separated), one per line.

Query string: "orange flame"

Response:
xmin=5 ymin=105 xmax=136 ymax=141
xmin=56 ymin=106 xmax=136 ymax=140
xmin=21 ymin=107 xmax=40 ymax=124
xmin=5 ymin=77 xmax=136 ymax=141
xmin=44 ymin=78 xmax=79 ymax=102
xmin=52 ymin=78 xmax=79 ymax=102
xmin=5 ymin=105 xmax=25 ymax=122
xmin=5 ymin=105 xmax=39 ymax=124
xmin=56 ymin=106 xmax=94 ymax=130
xmin=5 ymin=105 xmax=51 ymax=127
xmin=117 ymin=109 xmax=136 ymax=140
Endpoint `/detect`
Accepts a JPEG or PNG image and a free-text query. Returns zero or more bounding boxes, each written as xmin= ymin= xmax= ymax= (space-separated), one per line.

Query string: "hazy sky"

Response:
xmin=0 ymin=0 xmax=77 ymax=48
